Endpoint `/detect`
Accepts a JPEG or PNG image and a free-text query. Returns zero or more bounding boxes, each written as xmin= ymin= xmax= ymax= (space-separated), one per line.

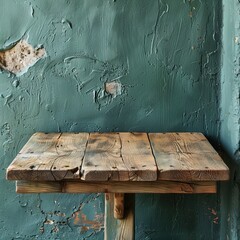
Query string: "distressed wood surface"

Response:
xmin=119 ymin=132 xmax=157 ymax=181
xmin=149 ymin=133 xmax=230 ymax=181
xmin=104 ymin=193 xmax=134 ymax=240
xmin=81 ymin=132 xmax=157 ymax=181
xmin=16 ymin=181 xmax=217 ymax=194
xmin=81 ymin=133 xmax=129 ymax=181
xmin=7 ymin=132 xmax=229 ymax=182
xmin=7 ymin=132 xmax=89 ymax=181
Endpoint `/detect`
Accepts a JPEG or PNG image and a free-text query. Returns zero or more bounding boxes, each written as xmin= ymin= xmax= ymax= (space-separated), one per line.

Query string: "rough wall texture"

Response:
xmin=220 ymin=0 xmax=240 ymax=239
xmin=0 ymin=0 xmax=224 ymax=239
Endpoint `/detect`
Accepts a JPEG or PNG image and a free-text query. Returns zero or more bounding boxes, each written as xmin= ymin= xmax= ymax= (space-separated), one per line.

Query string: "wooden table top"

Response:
xmin=6 ymin=132 xmax=229 ymax=182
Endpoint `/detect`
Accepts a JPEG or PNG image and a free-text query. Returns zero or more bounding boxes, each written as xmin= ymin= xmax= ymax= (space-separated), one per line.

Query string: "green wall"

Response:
xmin=220 ymin=0 xmax=240 ymax=239
xmin=0 ymin=0 xmax=235 ymax=239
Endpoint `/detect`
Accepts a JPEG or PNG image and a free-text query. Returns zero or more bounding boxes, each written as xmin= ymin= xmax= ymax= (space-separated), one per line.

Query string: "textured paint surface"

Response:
xmin=220 ymin=0 xmax=240 ymax=239
xmin=0 ymin=0 xmax=227 ymax=239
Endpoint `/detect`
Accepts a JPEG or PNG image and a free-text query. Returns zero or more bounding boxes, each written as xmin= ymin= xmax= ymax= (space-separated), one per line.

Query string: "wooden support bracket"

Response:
xmin=114 ymin=193 xmax=125 ymax=219
xmin=105 ymin=193 xmax=134 ymax=240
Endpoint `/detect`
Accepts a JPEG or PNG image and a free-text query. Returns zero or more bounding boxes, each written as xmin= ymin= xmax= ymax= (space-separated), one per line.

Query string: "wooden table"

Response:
xmin=6 ymin=132 xmax=229 ymax=240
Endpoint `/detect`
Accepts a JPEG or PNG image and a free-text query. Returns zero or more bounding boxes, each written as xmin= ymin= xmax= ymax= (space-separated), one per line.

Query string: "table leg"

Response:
xmin=104 ymin=193 xmax=135 ymax=240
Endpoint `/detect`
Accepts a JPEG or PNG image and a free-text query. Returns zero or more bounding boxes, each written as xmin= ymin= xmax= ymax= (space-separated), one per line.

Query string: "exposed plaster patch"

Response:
xmin=105 ymin=81 xmax=122 ymax=98
xmin=92 ymin=81 xmax=125 ymax=110
xmin=0 ymin=40 xmax=46 ymax=76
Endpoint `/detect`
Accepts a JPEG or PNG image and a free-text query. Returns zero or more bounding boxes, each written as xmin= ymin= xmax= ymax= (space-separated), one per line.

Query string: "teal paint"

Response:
xmin=0 ymin=0 xmax=226 ymax=239
xmin=220 ymin=0 xmax=240 ymax=239
xmin=221 ymin=0 xmax=240 ymax=156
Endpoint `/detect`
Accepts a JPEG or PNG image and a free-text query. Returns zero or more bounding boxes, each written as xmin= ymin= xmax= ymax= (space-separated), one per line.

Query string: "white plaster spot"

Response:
xmin=235 ymin=36 xmax=239 ymax=44
xmin=105 ymin=81 xmax=122 ymax=98
xmin=0 ymin=40 xmax=46 ymax=76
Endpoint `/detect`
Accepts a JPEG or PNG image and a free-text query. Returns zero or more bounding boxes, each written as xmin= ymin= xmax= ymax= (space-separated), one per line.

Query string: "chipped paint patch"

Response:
xmin=0 ymin=40 xmax=46 ymax=76
xmin=73 ymin=211 xmax=104 ymax=231
xmin=105 ymin=81 xmax=122 ymax=98
xmin=208 ymin=208 xmax=219 ymax=224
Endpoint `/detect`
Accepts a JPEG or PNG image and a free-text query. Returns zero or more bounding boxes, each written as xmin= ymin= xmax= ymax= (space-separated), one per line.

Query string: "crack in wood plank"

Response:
xmin=79 ymin=133 xmax=90 ymax=179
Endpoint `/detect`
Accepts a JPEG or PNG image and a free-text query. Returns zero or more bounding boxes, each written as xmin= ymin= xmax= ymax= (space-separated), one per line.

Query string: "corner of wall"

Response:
xmin=220 ymin=0 xmax=240 ymax=239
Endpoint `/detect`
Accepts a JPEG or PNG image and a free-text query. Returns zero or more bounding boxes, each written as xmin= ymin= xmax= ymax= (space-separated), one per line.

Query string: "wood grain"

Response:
xmin=16 ymin=180 xmax=217 ymax=194
xmin=81 ymin=132 xmax=157 ymax=181
xmin=149 ymin=132 xmax=215 ymax=153
xmin=7 ymin=132 xmax=89 ymax=181
xmin=81 ymin=133 xmax=129 ymax=181
xmin=119 ymin=132 xmax=157 ymax=181
xmin=149 ymin=133 xmax=229 ymax=181
xmin=16 ymin=180 xmax=62 ymax=193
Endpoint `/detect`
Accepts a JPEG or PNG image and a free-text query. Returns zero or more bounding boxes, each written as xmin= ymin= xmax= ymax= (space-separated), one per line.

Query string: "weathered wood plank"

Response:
xmin=104 ymin=193 xmax=134 ymax=240
xmin=7 ymin=132 xmax=89 ymax=181
xmin=7 ymin=133 xmax=61 ymax=180
xmin=7 ymin=132 xmax=229 ymax=183
xmin=149 ymin=133 xmax=229 ymax=181
xmin=16 ymin=181 xmax=217 ymax=194
xmin=49 ymin=133 xmax=89 ymax=180
xmin=150 ymin=132 xmax=216 ymax=153
xmin=81 ymin=133 xmax=157 ymax=181
xmin=16 ymin=180 xmax=62 ymax=193
xmin=119 ymin=132 xmax=157 ymax=181
xmin=81 ymin=133 xmax=129 ymax=181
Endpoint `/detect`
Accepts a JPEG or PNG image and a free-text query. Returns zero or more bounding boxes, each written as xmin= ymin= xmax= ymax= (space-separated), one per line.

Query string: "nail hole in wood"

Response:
xmin=29 ymin=165 xmax=35 ymax=169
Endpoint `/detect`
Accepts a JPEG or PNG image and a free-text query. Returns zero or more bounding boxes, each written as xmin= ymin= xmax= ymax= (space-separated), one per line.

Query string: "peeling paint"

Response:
xmin=105 ymin=81 xmax=122 ymax=98
xmin=0 ymin=40 xmax=46 ymax=76
xmin=73 ymin=211 xmax=103 ymax=231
